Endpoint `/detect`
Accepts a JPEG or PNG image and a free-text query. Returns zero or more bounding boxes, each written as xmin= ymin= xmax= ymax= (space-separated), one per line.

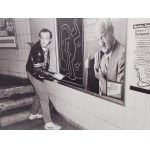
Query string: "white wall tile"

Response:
xmin=68 ymin=89 xmax=81 ymax=107
xmin=124 ymin=107 xmax=135 ymax=129
xmin=61 ymin=101 xmax=69 ymax=118
xmin=63 ymin=103 xmax=72 ymax=120
xmin=26 ymin=20 xmax=31 ymax=34
xmin=101 ymin=121 xmax=111 ymax=130
xmin=19 ymin=21 xmax=23 ymax=34
xmin=89 ymin=96 xmax=102 ymax=118
xmin=55 ymin=84 xmax=71 ymax=101
xmin=108 ymin=102 xmax=117 ymax=125
xmin=69 ymin=105 xmax=78 ymax=124
xmin=145 ymin=94 xmax=150 ymax=114
xmin=125 ymin=90 xmax=136 ymax=109
xmin=82 ymin=111 xmax=90 ymax=129
xmin=135 ymin=92 xmax=147 ymax=113
xmin=93 ymin=117 xmax=102 ymax=130
xmin=24 ymin=73 xmax=27 ymax=78
xmin=27 ymin=34 xmax=32 ymax=44
xmin=115 ymin=105 xmax=125 ymax=129
xmin=76 ymin=109 xmax=85 ymax=127
xmin=78 ymin=93 xmax=90 ymax=113
xmin=55 ymin=99 xmax=64 ymax=115
xmin=15 ymin=21 xmax=19 ymax=34
xmin=110 ymin=124 xmax=121 ymax=130
xmin=73 ymin=107 xmax=79 ymax=125
xmin=134 ymin=111 xmax=145 ymax=130
xmin=19 ymin=61 xmax=24 ymax=73
xmin=89 ymin=115 xmax=98 ymax=130
xmin=144 ymin=114 xmax=150 ymax=129
xmin=24 ymin=35 xmax=30 ymax=49
xmin=101 ymin=100 xmax=110 ymax=121
xmin=16 ymin=35 xmax=21 ymax=48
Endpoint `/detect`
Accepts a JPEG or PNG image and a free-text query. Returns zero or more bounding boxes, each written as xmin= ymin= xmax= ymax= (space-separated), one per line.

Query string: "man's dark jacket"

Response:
xmin=26 ymin=41 xmax=54 ymax=81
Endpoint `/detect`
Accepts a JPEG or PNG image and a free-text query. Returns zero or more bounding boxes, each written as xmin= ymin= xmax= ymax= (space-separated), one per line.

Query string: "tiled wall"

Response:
xmin=0 ymin=18 xmax=31 ymax=78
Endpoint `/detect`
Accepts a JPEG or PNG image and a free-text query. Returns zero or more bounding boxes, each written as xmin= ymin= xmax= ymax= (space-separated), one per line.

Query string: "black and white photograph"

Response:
xmin=0 ymin=18 xmax=150 ymax=132
xmin=1 ymin=1 xmax=150 ymax=150
xmin=84 ymin=18 xmax=127 ymax=101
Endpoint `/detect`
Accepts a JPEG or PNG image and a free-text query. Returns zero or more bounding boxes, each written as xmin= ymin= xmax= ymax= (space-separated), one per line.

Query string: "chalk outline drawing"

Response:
xmin=134 ymin=65 xmax=150 ymax=88
xmin=58 ymin=19 xmax=83 ymax=82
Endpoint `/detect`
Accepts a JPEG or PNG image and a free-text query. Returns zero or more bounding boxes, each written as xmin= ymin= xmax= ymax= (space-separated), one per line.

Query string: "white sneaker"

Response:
xmin=29 ymin=114 xmax=43 ymax=120
xmin=44 ymin=122 xmax=62 ymax=130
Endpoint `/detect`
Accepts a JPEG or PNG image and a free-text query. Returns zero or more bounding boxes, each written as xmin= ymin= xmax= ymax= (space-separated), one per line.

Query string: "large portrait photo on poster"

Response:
xmin=0 ymin=18 xmax=17 ymax=48
xmin=84 ymin=18 xmax=127 ymax=102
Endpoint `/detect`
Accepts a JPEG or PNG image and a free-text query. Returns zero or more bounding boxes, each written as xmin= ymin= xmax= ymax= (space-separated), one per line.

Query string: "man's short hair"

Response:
xmin=95 ymin=19 xmax=114 ymax=38
xmin=39 ymin=28 xmax=52 ymax=39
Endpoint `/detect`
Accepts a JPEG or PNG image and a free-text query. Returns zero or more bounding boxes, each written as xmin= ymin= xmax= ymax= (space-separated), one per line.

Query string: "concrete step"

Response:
xmin=0 ymin=92 xmax=39 ymax=127
xmin=0 ymin=76 xmax=39 ymax=128
xmin=0 ymin=95 xmax=36 ymax=112
xmin=0 ymin=110 xmax=31 ymax=127
xmin=1 ymin=117 xmax=44 ymax=130
xmin=0 ymin=75 xmax=30 ymax=89
xmin=0 ymin=85 xmax=34 ymax=99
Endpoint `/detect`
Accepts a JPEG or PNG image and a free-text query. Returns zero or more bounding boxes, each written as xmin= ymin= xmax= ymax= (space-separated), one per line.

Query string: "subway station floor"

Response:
xmin=1 ymin=112 xmax=78 ymax=130
xmin=0 ymin=74 xmax=79 ymax=130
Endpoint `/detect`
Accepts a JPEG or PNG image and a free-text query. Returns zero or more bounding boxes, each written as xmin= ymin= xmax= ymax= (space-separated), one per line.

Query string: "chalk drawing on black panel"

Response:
xmin=59 ymin=19 xmax=82 ymax=80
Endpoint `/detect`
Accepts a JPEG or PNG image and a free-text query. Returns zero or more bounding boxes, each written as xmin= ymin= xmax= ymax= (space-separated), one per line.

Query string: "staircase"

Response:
xmin=0 ymin=75 xmax=79 ymax=130
xmin=0 ymin=84 xmax=37 ymax=127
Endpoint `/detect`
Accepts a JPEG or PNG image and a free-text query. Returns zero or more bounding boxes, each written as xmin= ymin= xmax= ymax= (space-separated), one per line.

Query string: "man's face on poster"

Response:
xmin=97 ymin=30 xmax=114 ymax=54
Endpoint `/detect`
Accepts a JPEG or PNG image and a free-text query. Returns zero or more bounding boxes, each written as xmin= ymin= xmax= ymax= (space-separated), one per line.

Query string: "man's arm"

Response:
xmin=31 ymin=53 xmax=64 ymax=81
xmin=33 ymin=65 xmax=55 ymax=80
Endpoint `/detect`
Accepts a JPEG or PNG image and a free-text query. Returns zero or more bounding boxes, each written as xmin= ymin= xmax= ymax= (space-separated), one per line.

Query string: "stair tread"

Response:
xmin=0 ymin=75 xmax=30 ymax=90
xmin=0 ymin=92 xmax=36 ymax=102
xmin=0 ymin=97 xmax=35 ymax=112
xmin=1 ymin=105 xmax=32 ymax=117
xmin=0 ymin=85 xmax=33 ymax=91
xmin=0 ymin=85 xmax=34 ymax=99
xmin=1 ymin=110 xmax=31 ymax=127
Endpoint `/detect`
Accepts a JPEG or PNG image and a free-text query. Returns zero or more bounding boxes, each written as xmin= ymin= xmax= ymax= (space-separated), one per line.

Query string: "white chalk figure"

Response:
xmin=59 ymin=19 xmax=82 ymax=80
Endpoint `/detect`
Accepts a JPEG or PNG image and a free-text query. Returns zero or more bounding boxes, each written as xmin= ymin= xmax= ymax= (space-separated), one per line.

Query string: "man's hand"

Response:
xmin=94 ymin=67 xmax=107 ymax=95
xmin=54 ymin=74 xmax=64 ymax=80
xmin=94 ymin=67 xmax=103 ymax=80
